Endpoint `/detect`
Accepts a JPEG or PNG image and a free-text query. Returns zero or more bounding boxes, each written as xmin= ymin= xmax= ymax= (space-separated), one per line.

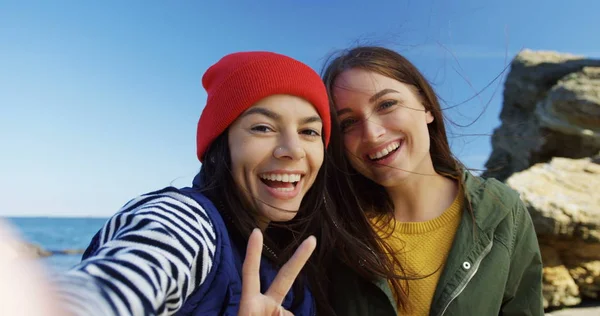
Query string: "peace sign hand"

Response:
xmin=239 ymin=228 xmax=316 ymax=316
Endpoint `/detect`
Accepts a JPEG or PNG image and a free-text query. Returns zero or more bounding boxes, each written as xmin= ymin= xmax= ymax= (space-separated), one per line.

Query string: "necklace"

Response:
xmin=263 ymin=243 xmax=278 ymax=259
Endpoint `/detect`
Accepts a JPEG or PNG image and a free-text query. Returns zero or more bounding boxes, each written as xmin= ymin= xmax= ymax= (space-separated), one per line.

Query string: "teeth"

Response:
xmin=368 ymin=141 xmax=401 ymax=160
xmin=259 ymin=173 xmax=302 ymax=182
xmin=273 ymin=187 xmax=294 ymax=192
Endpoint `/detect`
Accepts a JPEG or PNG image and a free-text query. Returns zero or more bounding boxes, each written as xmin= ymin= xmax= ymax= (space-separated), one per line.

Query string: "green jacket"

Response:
xmin=330 ymin=171 xmax=544 ymax=316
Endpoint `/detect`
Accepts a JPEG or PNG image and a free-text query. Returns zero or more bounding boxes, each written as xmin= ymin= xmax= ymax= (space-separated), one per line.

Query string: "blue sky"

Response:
xmin=2 ymin=0 xmax=599 ymax=217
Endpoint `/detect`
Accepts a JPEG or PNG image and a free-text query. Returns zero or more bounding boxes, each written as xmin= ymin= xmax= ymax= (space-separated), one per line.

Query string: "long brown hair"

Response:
xmin=321 ymin=46 xmax=464 ymax=308
xmin=323 ymin=46 xmax=460 ymax=178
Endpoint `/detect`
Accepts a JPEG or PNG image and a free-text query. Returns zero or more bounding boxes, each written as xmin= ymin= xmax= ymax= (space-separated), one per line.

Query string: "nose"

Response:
xmin=361 ymin=118 xmax=385 ymax=142
xmin=273 ymin=134 xmax=306 ymax=160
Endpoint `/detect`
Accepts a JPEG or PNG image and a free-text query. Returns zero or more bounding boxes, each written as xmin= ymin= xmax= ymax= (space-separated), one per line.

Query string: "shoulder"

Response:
xmin=463 ymin=172 xmax=535 ymax=252
xmin=85 ymin=187 xmax=220 ymax=255
xmin=463 ymin=171 xmax=525 ymax=232
xmin=463 ymin=171 xmax=520 ymax=209
xmin=123 ymin=187 xmax=212 ymax=214
xmin=463 ymin=171 xmax=522 ymax=214
xmin=118 ymin=186 xmax=219 ymax=227
xmin=124 ymin=187 xmax=216 ymax=233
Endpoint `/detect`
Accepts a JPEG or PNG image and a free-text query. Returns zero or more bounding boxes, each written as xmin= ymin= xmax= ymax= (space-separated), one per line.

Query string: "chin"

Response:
xmin=259 ymin=203 xmax=301 ymax=223
xmin=266 ymin=211 xmax=299 ymax=224
xmin=370 ymin=168 xmax=413 ymax=186
xmin=270 ymin=213 xmax=298 ymax=223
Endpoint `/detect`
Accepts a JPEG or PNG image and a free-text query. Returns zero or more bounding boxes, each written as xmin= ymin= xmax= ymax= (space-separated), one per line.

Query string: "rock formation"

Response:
xmin=3 ymin=241 xmax=84 ymax=259
xmin=507 ymin=157 xmax=600 ymax=308
xmin=483 ymin=50 xmax=600 ymax=308
xmin=13 ymin=241 xmax=52 ymax=259
xmin=483 ymin=50 xmax=600 ymax=181
xmin=484 ymin=50 xmax=600 ymax=310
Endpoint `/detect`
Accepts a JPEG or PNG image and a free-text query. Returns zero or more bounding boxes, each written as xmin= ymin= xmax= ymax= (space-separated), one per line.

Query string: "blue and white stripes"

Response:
xmin=56 ymin=187 xmax=216 ymax=316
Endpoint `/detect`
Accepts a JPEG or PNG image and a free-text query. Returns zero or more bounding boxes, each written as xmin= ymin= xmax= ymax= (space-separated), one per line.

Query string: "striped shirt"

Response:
xmin=55 ymin=187 xmax=217 ymax=316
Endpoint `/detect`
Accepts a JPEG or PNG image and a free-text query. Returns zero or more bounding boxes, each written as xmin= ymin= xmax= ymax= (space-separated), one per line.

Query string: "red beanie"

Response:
xmin=196 ymin=51 xmax=331 ymax=162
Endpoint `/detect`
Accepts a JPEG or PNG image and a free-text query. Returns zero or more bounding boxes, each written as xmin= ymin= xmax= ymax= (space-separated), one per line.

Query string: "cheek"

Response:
xmin=342 ymin=135 xmax=364 ymax=168
xmin=228 ymin=144 xmax=243 ymax=170
xmin=394 ymin=111 xmax=428 ymax=140
xmin=416 ymin=118 xmax=432 ymax=141
xmin=347 ymin=156 xmax=365 ymax=174
xmin=227 ymin=140 xmax=254 ymax=186
xmin=410 ymin=123 xmax=432 ymax=155
xmin=340 ymin=142 xmax=365 ymax=172
xmin=385 ymin=109 xmax=409 ymax=127
xmin=308 ymin=144 xmax=325 ymax=171
xmin=228 ymin=151 xmax=245 ymax=188
xmin=342 ymin=134 xmax=360 ymax=153
xmin=227 ymin=132 xmax=241 ymax=167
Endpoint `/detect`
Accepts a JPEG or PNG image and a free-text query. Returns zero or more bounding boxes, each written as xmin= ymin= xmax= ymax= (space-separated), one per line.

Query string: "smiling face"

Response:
xmin=227 ymin=94 xmax=325 ymax=226
xmin=332 ymin=68 xmax=435 ymax=187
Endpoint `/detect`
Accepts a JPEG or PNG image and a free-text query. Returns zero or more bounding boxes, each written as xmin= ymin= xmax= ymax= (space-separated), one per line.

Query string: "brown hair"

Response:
xmin=323 ymin=46 xmax=461 ymax=178
xmin=321 ymin=46 xmax=464 ymax=308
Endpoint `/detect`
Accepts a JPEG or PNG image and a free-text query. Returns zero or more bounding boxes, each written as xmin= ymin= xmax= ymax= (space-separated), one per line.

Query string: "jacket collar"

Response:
xmin=192 ymin=170 xmax=205 ymax=188
xmin=462 ymin=170 xmax=518 ymax=233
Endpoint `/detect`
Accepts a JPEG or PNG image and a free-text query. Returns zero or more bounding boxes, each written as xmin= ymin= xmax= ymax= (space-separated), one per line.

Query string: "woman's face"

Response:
xmin=228 ymin=94 xmax=324 ymax=226
xmin=332 ymin=68 xmax=435 ymax=187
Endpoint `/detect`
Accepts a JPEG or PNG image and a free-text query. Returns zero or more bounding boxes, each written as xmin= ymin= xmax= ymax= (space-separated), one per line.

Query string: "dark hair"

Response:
xmin=321 ymin=46 xmax=465 ymax=308
xmin=196 ymin=130 xmax=338 ymax=315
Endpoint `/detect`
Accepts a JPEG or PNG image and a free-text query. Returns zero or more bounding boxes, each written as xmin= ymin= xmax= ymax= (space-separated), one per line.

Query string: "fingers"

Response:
xmin=277 ymin=306 xmax=294 ymax=316
xmin=265 ymin=236 xmax=316 ymax=304
xmin=241 ymin=228 xmax=263 ymax=298
xmin=0 ymin=220 xmax=69 ymax=316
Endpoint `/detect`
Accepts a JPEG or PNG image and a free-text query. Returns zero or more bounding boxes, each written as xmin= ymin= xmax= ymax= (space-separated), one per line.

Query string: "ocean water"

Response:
xmin=5 ymin=217 xmax=108 ymax=272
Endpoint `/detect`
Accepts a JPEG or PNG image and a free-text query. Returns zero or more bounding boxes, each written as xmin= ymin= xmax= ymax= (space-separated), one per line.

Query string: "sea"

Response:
xmin=5 ymin=217 xmax=109 ymax=272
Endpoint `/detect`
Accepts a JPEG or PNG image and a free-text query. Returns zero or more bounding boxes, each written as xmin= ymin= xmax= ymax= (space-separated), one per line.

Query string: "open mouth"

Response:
xmin=258 ymin=173 xmax=302 ymax=192
xmin=368 ymin=140 xmax=402 ymax=162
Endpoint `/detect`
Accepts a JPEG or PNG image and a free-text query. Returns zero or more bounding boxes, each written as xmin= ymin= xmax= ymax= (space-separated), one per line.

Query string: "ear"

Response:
xmin=425 ymin=110 xmax=434 ymax=124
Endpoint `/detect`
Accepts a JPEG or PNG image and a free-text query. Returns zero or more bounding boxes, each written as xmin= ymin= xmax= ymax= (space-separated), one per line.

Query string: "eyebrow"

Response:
xmin=242 ymin=107 xmax=322 ymax=124
xmin=241 ymin=107 xmax=280 ymax=120
xmin=368 ymin=88 xmax=400 ymax=103
xmin=336 ymin=88 xmax=400 ymax=116
xmin=336 ymin=108 xmax=352 ymax=116
xmin=301 ymin=116 xmax=322 ymax=125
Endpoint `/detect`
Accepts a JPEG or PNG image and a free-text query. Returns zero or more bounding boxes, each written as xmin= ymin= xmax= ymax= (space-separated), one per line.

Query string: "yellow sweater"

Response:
xmin=370 ymin=193 xmax=464 ymax=316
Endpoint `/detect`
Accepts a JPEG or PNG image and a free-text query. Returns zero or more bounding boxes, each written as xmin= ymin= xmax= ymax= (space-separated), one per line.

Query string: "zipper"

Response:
xmin=437 ymin=238 xmax=494 ymax=316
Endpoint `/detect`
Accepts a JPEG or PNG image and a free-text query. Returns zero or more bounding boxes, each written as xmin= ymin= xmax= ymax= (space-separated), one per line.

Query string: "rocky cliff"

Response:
xmin=484 ymin=50 xmax=600 ymax=310
xmin=507 ymin=157 xmax=600 ymax=308
xmin=483 ymin=50 xmax=600 ymax=182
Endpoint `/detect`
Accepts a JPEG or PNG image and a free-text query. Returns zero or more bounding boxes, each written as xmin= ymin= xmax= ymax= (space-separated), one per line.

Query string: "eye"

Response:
xmin=339 ymin=118 xmax=358 ymax=132
xmin=378 ymin=100 xmax=397 ymax=111
xmin=301 ymin=128 xmax=321 ymax=137
xmin=250 ymin=125 xmax=274 ymax=133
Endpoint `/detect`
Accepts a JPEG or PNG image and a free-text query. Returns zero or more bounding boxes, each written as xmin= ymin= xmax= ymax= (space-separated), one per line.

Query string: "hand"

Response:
xmin=238 ymin=228 xmax=316 ymax=316
xmin=0 ymin=220 xmax=69 ymax=316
